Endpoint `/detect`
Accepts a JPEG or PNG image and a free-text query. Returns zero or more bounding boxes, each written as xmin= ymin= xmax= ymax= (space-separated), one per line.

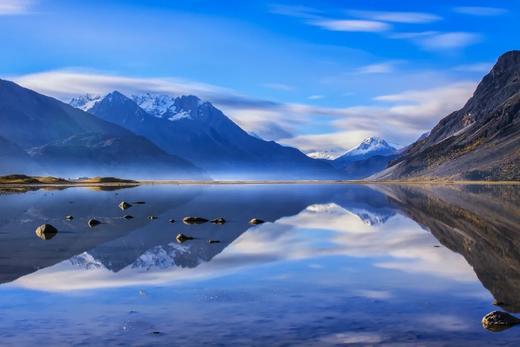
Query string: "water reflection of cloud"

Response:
xmin=13 ymin=202 xmax=476 ymax=292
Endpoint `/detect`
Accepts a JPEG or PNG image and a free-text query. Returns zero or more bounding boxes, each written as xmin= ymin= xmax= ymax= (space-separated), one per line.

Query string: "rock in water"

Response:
xmin=211 ymin=218 xmax=226 ymax=224
xmin=482 ymin=311 xmax=520 ymax=332
xmin=249 ymin=218 xmax=265 ymax=225
xmin=119 ymin=201 xmax=132 ymax=210
xmin=208 ymin=240 xmax=221 ymax=244
xmin=169 ymin=219 xmax=176 ymax=223
xmin=65 ymin=215 xmax=74 ymax=221
xmin=35 ymin=224 xmax=58 ymax=240
xmin=183 ymin=216 xmax=208 ymax=224
xmin=123 ymin=215 xmax=134 ymax=220
xmin=88 ymin=219 xmax=101 ymax=228
xmin=176 ymin=233 xmax=194 ymax=243
xmin=148 ymin=215 xmax=158 ymax=220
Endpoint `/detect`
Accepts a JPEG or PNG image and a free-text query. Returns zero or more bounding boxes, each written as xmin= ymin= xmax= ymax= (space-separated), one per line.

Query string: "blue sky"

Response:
xmin=2 ymin=0 xmax=519 ymax=155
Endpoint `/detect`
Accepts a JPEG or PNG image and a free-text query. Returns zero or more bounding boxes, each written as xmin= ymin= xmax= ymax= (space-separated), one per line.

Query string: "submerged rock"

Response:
xmin=123 ymin=215 xmax=134 ymax=220
xmin=211 ymin=217 xmax=226 ymax=224
xmin=176 ymin=233 xmax=194 ymax=243
xmin=208 ymin=240 xmax=221 ymax=244
xmin=88 ymin=219 xmax=101 ymax=228
xmin=64 ymin=215 xmax=74 ymax=221
xmin=169 ymin=219 xmax=176 ymax=223
xmin=148 ymin=215 xmax=158 ymax=220
xmin=249 ymin=218 xmax=265 ymax=225
xmin=482 ymin=311 xmax=520 ymax=332
xmin=119 ymin=201 xmax=132 ymax=210
xmin=133 ymin=201 xmax=146 ymax=204
xmin=183 ymin=216 xmax=208 ymax=224
xmin=35 ymin=224 xmax=58 ymax=240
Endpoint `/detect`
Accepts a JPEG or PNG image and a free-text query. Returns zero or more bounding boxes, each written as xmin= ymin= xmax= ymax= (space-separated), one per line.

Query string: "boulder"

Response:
xmin=183 ymin=216 xmax=208 ymax=224
xmin=118 ymin=201 xmax=132 ymax=210
xmin=249 ymin=218 xmax=265 ymax=225
xmin=148 ymin=215 xmax=158 ymax=220
xmin=64 ymin=215 xmax=74 ymax=221
xmin=176 ymin=233 xmax=194 ymax=243
xmin=35 ymin=224 xmax=58 ymax=240
xmin=123 ymin=215 xmax=134 ymax=220
xmin=88 ymin=219 xmax=101 ymax=228
xmin=211 ymin=218 xmax=226 ymax=224
xmin=482 ymin=311 xmax=520 ymax=332
xmin=169 ymin=219 xmax=176 ymax=223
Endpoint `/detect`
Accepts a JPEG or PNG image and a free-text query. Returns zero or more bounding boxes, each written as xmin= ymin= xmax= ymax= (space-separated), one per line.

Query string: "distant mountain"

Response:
xmin=335 ymin=137 xmax=397 ymax=163
xmin=375 ymin=51 xmax=520 ymax=181
xmin=75 ymin=91 xmax=341 ymax=179
xmin=329 ymin=137 xmax=398 ymax=178
xmin=0 ymin=79 xmax=205 ymax=178
xmin=306 ymin=150 xmax=341 ymax=160
xmin=0 ymin=136 xmax=38 ymax=175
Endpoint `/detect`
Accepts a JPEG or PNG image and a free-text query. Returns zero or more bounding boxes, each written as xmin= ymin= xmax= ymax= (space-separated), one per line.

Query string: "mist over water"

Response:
xmin=0 ymin=184 xmax=519 ymax=346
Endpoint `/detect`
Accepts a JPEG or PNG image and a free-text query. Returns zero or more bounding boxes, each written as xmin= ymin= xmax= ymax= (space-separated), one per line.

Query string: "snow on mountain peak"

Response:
xmin=131 ymin=93 xmax=178 ymax=118
xmin=69 ymin=94 xmax=102 ymax=111
xmin=345 ymin=137 xmax=395 ymax=156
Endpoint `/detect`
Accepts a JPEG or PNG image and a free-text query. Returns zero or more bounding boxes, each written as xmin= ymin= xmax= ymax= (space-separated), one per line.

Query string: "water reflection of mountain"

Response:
xmin=379 ymin=184 xmax=520 ymax=313
xmin=0 ymin=184 xmax=397 ymax=285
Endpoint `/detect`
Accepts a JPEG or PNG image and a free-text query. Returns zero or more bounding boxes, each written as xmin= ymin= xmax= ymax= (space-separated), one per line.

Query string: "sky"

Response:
xmin=1 ymin=0 xmax=519 ymax=156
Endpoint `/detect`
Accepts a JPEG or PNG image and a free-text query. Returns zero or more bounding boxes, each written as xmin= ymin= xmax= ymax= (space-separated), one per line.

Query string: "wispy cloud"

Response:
xmin=0 ymin=0 xmax=33 ymax=15
xmin=356 ymin=62 xmax=395 ymax=74
xmin=453 ymin=6 xmax=508 ymax=16
xmin=310 ymin=19 xmax=390 ymax=32
xmin=269 ymin=4 xmax=321 ymax=19
xmin=308 ymin=94 xmax=325 ymax=100
xmin=391 ymin=31 xmax=481 ymax=51
xmin=349 ymin=10 xmax=441 ymax=24
xmin=261 ymin=82 xmax=293 ymax=91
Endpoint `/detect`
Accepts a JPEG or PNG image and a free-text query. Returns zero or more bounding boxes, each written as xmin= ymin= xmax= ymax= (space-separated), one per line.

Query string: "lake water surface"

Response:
xmin=0 ymin=183 xmax=519 ymax=346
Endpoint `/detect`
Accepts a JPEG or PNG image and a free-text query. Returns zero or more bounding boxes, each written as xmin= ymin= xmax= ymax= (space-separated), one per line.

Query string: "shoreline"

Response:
xmin=0 ymin=179 xmax=519 ymax=188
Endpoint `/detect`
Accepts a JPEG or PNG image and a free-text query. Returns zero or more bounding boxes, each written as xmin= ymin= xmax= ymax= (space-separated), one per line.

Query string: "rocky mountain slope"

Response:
xmin=76 ymin=91 xmax=341 ymax=179
xmin=0 ymin=80 xmax=205 ymax=178
xmin=375 ymin=51 xmax=520 ymax=181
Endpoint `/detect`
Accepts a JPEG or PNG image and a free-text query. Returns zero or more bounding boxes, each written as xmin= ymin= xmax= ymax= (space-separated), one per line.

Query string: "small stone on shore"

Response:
xmin=176 ymin=233 xmax=194 ymax=243
xmin=482 ymin=311 xmax=520 ymax=332
xmin=88 ymin=219 xmax=101 ymax=228
xmin=35 ymin=224 xmax=58 ymax=240
xmin=211 ymin=218 xmax=226 ymax=224
xmin=249 ymin=218 xmax=265 ymax=225
xmin=183 ymin=216 xmax=208 ymax=224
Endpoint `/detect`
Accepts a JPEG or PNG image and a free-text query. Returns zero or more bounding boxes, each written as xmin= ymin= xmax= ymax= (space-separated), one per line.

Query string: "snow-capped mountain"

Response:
xmin=69 ymin=94 xmax=102 ymax=111
xmin=306 ymin=150 xmax=342 ymax=160
xmin=70 ymin=90 xmax=342 ymax=179
xmin=335 ymin=137 xmax=397 ymax=163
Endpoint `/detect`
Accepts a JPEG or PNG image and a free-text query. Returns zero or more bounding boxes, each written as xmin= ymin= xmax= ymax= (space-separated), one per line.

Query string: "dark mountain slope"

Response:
xmin=375 ymin=51 xmax=520 ymax=181
xmin=0 ymin=80 xmax=205 ymax=178
xmin=0 ymin=136 xmax=38 ymax=175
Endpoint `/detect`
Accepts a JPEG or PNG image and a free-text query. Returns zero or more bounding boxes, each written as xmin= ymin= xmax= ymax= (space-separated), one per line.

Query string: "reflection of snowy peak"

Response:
xmin=131 ymin=243 xmax=192 ymax=271
xmin=349 ymin=208 xmax=393 ymax=225
xmin=69 ymin=252 xmax=106 ymax=269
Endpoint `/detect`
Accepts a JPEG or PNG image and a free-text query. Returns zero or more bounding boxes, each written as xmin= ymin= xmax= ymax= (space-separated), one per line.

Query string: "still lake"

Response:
xmin=0 ymin=183 xmax=518 ymax=346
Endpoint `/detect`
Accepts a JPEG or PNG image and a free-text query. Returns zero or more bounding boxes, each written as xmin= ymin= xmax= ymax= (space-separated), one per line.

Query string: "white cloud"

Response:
xmin=417 ymin=32 xmax=481 ymax=50
xmin=349 ymin=10 xmax=441 ymax=24
xmin=356 ymin=62 xmax=395 ymax=74
xmin=308 ymin=94 xmax=325 ymax=100
xmin=0 ymin=0 xmax=33 ymax=15
xmin=453 ymin=6 xmax=508 ymax=16
xmin=310 ymin=19 xmax=390 ymax=32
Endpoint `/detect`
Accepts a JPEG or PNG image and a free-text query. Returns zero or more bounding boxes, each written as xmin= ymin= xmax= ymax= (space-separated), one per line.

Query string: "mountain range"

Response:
xmin=71 ymin=90 xmax=341 ymax=179
xmin=376 ymin=50 xmax=520 ymax=181
xmin=0 ymin=79 xmax=204 ymax=178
